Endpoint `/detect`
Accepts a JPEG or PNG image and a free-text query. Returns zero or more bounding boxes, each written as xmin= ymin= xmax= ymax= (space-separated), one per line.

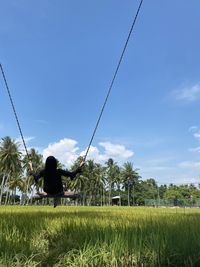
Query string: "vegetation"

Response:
xmin=0 ymin=136 xmax=200 ymax=206
xmin=0 ymin=136 xmax=200 ymax=266
xmin=0 ymin=206 xmax=199 ymax=267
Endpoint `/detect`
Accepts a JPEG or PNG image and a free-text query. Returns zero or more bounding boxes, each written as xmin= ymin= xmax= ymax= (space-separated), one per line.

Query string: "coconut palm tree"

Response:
xmin=122 ymin=162 xmax=140 ymax=206
xmin=0 ymin=136 xmax=22 ymax=205
xmin=105 ymin=158 xmax=119 ymax=205
xmin=73 ymin=159 xmax=104 ymax=206
xmin=7 ymin=176 xmax=24 ymax=204
xmin=113 ymin=166 xmax=122 ymax=205
xmin=23 ymin=148 xmax=43 ymax=202
xmin=69 ymin=157 xmax=88 ymax=205
xmin=95 ymin=164 xmax=106 ymax=206
xmin=89 ymin=162 xmax=106 ymax=205
xmin=82 ymin=160 xmax=97 ymax=205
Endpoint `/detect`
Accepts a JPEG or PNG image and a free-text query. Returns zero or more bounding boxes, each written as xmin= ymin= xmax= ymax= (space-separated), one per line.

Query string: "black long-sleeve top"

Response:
xmin=33 ymin=167 xmax=82 ymax=195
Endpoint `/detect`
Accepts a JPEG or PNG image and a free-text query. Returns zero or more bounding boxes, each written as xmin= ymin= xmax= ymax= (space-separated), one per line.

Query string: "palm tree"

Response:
xmin=23 ymin=148 xmax=43 ymax=203
xmin=0 ymin=136 xmax=22 ymax=205
xmin=122 ymin=162 xmax=140 ymax=206
xmin=95 ymin=164 xmax=106 ymax=206
xmin=83 ymin=160 xmax=99 ymax=205
xmin=113 ymin=166 xmax=122 ymax=205
xmin=105 ymin=158 xmax=119 ymax=205
xmin=72 ymin=159 xmax=104 ymax=206
xmin=7 ymin=176 xmax=24 ymax=204
xmin=69 ymin=157 xmax=87 ymax=205
xmin=91 ymin=163 xmax=106 ymax=205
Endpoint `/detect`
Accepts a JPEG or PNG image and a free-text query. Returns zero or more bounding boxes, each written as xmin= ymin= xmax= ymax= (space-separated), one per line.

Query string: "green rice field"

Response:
xmin=0 ymin=206 xmax=199 ymax=267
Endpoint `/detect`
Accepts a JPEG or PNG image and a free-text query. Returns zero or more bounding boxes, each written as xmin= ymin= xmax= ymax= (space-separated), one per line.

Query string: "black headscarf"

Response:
xmin=45 ymin=156 xmax=57 ymax=173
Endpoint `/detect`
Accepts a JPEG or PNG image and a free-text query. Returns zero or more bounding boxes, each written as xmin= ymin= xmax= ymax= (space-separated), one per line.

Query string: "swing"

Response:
xmin=0 ymin=0 xmax=144 ymax=206
xmin=36 ymin=191 xmax=78 ymax=198
xmin=32 ymin=191 xmax=82 ymax=208
xmin=33 ymin=191 xmax=80 ymax=200
xmin=32 ymin=192 xmax=81 ymax=208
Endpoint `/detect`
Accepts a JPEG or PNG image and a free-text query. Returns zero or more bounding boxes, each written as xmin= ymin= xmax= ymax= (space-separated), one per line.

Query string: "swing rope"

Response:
xmin=0 ymin=64 xmax=30 ymax=160
xmin=83 ymin=0 xmax=144 ymax=161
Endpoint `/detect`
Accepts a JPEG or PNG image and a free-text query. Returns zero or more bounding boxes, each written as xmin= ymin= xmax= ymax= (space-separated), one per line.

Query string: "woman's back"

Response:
xmin=33 ymin=156 xmax=83 ymax=195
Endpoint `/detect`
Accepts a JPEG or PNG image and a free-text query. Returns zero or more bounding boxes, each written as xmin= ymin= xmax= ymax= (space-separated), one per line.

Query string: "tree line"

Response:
xmin=0 ymin=136 xmax=200 ymax=206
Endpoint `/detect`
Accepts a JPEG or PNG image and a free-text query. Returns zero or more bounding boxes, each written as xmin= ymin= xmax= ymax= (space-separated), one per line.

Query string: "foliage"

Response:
xmin=0 ymin=206 xmax=200 ymax=266
xmin=0 ymin=136 xmax=200 ymax=206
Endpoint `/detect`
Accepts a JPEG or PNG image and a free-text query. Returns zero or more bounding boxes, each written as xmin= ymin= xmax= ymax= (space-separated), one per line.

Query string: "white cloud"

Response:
xmin=172 ymin=84 xmax=200 ymax=102
xmin=188 ymin=126 xmax=200 ymax=152
xmin=43 ymin=138 xmax=79 ymax=167
xmin=189 ymin=146 xmax=200 ymax=153
xmin=42 ymin=139 xmax=134 ymax=167
xmin=81 ymin=142 xmax=134 ymax=163
xmin=188 ymin=126 xmax=198 ymax=133
xmin=193 ymin=132 xmax=200 ymax=141
xmin=80 ymin=146 xmax=108 ymax=162
xmin=99 ymin=142 xmax=134 ymax=158
xmin=178 ymin=161 xmax=200 ymax=169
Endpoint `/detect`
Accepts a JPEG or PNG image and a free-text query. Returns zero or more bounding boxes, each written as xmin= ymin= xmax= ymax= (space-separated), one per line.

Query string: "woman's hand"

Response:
xmin=28 ymin=160 xmax=33 ymax=171
xmin=79 ymin=161 xmax=85 ymax=168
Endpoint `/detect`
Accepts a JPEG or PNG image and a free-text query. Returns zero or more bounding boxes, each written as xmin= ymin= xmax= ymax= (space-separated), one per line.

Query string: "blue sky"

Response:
xmin=1 ymin=0 xmax=200 ymax=185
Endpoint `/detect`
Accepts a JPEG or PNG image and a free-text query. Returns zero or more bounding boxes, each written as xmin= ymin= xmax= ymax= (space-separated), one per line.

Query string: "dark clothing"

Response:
xmin=33 ymin=167 xmax=82 ymax=195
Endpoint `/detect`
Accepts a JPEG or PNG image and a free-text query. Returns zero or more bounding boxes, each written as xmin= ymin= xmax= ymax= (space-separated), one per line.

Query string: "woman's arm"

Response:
xmin=33 ymin=170 xmax=45 ymax=183
xmin=28 ymin=161 xmax=44 ymax=183
xmin=59 ymin=162 xmax=85 ymax=180
xmin=59 ymin=167 xmax=81 ymax=179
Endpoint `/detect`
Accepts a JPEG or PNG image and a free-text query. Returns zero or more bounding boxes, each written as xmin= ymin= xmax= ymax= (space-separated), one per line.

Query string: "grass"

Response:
xmin=0 ymin=206 xmax=199 ymax=266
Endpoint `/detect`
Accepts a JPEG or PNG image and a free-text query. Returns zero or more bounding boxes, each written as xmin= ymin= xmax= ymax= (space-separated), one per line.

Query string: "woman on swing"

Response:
xmin=29 ymin=155 xmax=84 ymax=198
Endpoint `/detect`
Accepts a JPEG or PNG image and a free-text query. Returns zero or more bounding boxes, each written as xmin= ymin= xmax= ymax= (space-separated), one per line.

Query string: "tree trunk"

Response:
xmin=132 ymin=186 xmax=134 ymax=206
xmin=117 ymin=185 xmax=121 ymax=206
xmin=30 ymin=186 xmax=34 ymax=205
xmin=26 ymin=177 xmax=31 ymax=205
xmin=5 ymin=190 xmax=9 ymax=205
xmin=82 ymin=191 xmax=86 ymax=206
xmin=101 ymin=187 xmax=103 ymax=206
xmin=109 ymin=184 xmax=112 ymax=206
xmin=14 ymin=188 xmax=16 ymax=205
xmin=0 ymin=175 xmax=6 ymax=205
xmin=8 ymin=191 xmax=11 ymax=205
xmin=128 ymin=186 xmax=130 ymax=206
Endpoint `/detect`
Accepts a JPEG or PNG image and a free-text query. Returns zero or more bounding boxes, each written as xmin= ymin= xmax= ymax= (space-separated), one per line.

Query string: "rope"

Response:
xmin=0 ymin=63 xmax=30 ymax=159
xmin=83 ymin=0 xmax=144 ymax=161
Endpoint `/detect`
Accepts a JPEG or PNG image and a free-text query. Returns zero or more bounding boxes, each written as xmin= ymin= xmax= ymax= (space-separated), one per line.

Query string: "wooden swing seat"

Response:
xmin=33 ymin=191 xmax=79 ymax=199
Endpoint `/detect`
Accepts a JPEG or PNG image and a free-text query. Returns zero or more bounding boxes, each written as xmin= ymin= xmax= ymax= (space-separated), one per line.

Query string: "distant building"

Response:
xmin=112 ymin=196 xmax=120 ymax=206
